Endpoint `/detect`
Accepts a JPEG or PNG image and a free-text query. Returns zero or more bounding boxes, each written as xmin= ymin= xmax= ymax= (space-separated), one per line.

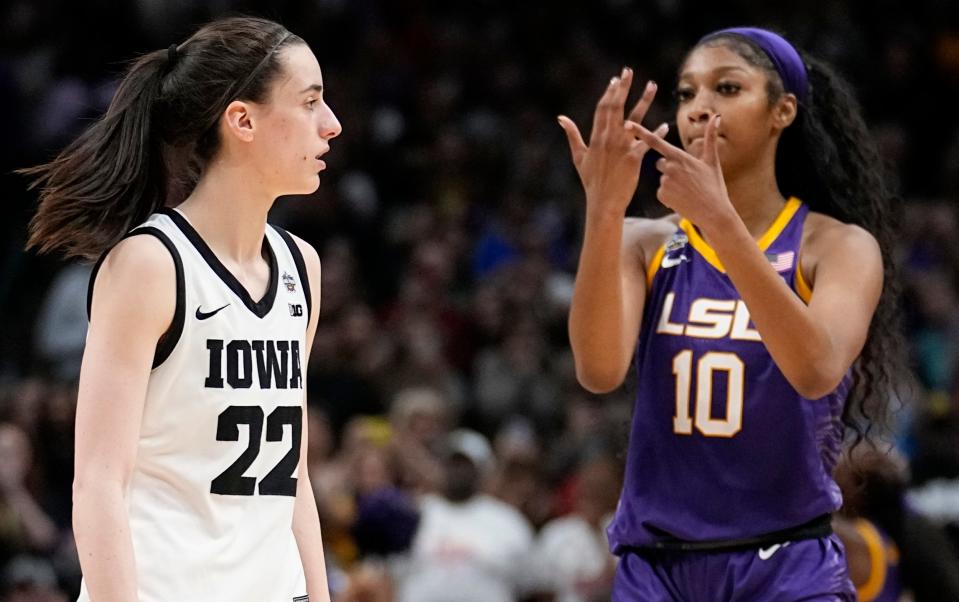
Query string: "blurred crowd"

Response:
xmin=2 ymin=0 xmax=959 ymax=600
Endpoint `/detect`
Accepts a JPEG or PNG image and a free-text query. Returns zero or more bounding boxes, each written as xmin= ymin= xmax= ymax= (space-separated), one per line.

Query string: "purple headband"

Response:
xmin=700 ymin=27 xmax=809 ymax=104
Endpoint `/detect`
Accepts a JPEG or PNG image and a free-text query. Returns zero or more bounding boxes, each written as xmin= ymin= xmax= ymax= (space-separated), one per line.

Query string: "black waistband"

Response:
xmin=624 ymin=513 xmax=833 ymax=554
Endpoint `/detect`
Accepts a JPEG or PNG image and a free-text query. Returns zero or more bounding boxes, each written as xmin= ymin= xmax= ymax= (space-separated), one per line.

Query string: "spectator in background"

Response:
xmin=2 ymin=555 xmax=68 ymax=602
xmin=388 ymin=387 xmax=449 ymax=494
xmin=473 ymin=316 xmax=561 ymax=433
xmin=532 ymin=453 xmax=621 ymax=602
xmin=0 ymin=423 xmax=59 ymax=567
xmin=32 ymin=263 xmax=90 ymax=381
xmin=397 ymin=429 xmax=534 ymax=602
xmin=350 ymin=446 xmax=419 ymax=559
xmin=306 ymin=407 xmax=361 ymax=570
xmin=489 ymin=418 xmax=553 ymax=530
xmin=316 ymin=416 xmax=393 ymax=569
xmin=834 ymin=446 xmax=959 ymax=601
xmin=335 ymin=561 xmax=395 ymax=602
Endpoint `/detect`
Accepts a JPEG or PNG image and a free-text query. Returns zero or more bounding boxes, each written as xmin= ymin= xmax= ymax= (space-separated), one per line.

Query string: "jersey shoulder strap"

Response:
xmin=270 ymin=225 xmax=312 ymax=322
xmin=86 ymin=225 xmax=185 ymax=369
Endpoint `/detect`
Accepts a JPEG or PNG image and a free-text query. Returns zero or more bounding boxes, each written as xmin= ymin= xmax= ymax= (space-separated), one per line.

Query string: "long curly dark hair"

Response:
xmin=689 ymin=33 xmax=909 ymax=449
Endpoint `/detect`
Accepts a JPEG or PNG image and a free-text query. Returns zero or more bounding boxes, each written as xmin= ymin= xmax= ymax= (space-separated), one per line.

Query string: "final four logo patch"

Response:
xmin=665 ymin=232 xmax=689 ymax=253
xmin=282 ymin=271 xmax=297 ymax=293
xmin=662 ymin=232 xmax=690 ymax=269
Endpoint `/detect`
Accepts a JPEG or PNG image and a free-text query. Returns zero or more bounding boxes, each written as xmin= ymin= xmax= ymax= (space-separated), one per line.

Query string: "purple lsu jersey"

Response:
xmin=608 ymin=198 xmax=849 ymax=553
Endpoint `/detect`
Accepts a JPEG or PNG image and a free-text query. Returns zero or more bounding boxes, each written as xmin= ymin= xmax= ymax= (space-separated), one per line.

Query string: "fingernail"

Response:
xmin=610 ymin=76 xmax=619 ymax=86
xmin=661 ymin=122 xmax=669 ymax=133
xmin=622 ymin=66 xmax=629 ymax=77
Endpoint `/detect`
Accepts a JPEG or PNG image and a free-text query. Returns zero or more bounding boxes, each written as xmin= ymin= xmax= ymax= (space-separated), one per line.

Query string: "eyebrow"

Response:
xmin=679 ymin=65 xmax=750 ymax=80
xmin=299 ymin=84 xmax=324 ymax=94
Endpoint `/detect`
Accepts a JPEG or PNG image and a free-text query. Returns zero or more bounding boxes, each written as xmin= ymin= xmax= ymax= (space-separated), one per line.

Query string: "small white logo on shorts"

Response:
xmin=758 ymin=541 xmax=790 ymax=560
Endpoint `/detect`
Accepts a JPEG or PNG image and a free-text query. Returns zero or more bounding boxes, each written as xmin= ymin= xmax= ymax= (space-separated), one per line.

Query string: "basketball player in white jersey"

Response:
xmin=20 ymin=17 xmax=340 ymax=602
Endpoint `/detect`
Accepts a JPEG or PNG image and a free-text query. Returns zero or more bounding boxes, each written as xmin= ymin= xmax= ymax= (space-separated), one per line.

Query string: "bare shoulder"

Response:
xmin=286 ymin=231 xmax=321 ymax=276
xmin=91 ymin=234 xmax=176 ymax=337
xmin=98 ymin=234 xmax=176 ymax=293
xmin=623 ymin=214 xmax=681 ymax=265
xmin=802 ymin=211 xmax=880 ymax=263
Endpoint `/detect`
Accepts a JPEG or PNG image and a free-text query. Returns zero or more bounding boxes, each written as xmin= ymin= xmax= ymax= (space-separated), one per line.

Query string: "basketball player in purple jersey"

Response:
xmin=559 ymin=28 xmax=902 ymax=600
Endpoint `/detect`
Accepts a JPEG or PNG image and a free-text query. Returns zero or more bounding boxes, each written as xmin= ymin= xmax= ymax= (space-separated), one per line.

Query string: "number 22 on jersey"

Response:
xmin=211 ymin=405 xmax=302 ymax=496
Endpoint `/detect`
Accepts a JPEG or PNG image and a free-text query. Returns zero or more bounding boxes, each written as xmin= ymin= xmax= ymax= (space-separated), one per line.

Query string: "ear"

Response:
xmin=221 ymin=100 xmax=256 ymax=143
xmin=772 ymin=93 xmax=798 ymax=132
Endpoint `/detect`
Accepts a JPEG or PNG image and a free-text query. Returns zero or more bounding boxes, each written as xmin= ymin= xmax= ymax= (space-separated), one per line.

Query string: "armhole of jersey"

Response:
xmin=795 ymin=254 xmax=813 ymax=304
xmin=272 ymin=226 xmax=312 ymax=323
xmin=86 ymin=227 xmax=185 ymax=369
xmin=853 ymin=518 xmax=887 ymax=602
xmin=795 ymin=207 xmax=813 ymax=304
xmin=646 ymin=244 xmax=666 ymax=288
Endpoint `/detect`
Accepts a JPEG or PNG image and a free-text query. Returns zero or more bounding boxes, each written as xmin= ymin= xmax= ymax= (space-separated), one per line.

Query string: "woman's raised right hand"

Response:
xmin=558 ymin=67 xmax=668 ymax=218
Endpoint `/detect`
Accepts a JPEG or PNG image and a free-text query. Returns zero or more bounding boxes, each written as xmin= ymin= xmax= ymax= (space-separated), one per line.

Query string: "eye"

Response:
xmin=674 ymin=87 xmax=694 ymax=103
xmin=306 ymin=98 xmax=318 ymax=110
xmin=717 ymin=81 xmax=741 ymax=95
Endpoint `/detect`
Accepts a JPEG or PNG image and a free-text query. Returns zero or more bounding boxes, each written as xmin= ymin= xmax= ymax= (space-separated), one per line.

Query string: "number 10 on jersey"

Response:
xmin=672 ymin=350 xmax=744 ymax=438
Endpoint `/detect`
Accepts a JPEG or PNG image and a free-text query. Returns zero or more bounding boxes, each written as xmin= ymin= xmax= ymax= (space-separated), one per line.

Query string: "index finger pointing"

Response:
xmin=626 ymin=122 xmax=686 ymax=160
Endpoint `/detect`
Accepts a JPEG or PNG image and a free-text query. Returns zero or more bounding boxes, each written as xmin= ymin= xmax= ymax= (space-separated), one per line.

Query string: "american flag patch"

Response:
xmin=766 ymin=251 xmax=795 ymax=272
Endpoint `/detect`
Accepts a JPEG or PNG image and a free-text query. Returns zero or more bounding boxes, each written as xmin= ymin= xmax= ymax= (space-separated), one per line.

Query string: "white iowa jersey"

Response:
xmin=79 ymin=209 xmax=311 ymax=602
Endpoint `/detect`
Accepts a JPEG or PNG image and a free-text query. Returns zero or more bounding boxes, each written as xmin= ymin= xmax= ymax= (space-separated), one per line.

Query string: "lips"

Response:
xmin=315 ymin=149 xmax=329 ymax=170
xmin=687 ymin=135 xmax=724 ymax=147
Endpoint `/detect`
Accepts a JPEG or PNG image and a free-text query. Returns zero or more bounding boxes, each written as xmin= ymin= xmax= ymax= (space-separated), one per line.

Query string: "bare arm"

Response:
xmin=635 ymin=117 xmax=882 ymax=398
xmin=290 ymin=236 xmax=332 ymax=602
xmin=707 ymin=214 xmax=881 ymax=398
xmin=569 ymin=218 xmax=656 ymax=392
xmin=560 ymin=67 xmax=668 ymax=392
xmin=73 ymin=236 xmax=175 ymax=601
xmin=293 ymin=438 xmax=332 ymax=602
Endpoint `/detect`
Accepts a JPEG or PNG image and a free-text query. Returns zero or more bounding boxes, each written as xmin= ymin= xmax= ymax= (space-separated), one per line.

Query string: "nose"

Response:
xmin=686 ymin=92 xmax=715 ymax=125
xmin=320 ymin=102 xmax=342 ymax=140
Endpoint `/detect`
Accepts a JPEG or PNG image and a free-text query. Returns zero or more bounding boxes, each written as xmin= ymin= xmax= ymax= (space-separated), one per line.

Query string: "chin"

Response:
xmin=286 ymin=176 xmax=321 ymax=196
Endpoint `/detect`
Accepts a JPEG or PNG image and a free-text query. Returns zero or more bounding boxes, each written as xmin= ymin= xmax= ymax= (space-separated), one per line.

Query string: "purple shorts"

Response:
xmin=612 ymin=535 xmax=856 ymax=601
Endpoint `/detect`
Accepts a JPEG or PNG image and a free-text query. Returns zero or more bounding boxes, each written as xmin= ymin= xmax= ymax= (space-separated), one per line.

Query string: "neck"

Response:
xmin=722 ymin=154 xmax=786 ymax=239
xmin=176 ymin=158 xmax=274 ymax=263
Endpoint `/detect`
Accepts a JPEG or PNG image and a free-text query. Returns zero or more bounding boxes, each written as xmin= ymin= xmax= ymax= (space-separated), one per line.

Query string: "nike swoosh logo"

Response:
xmin=196 ymin=304 xmax=230 ymax=320
xmin=758 ymin=542 xmax=790 ymax=560
xmin=661 ymin=254 xmax=689 ymax=269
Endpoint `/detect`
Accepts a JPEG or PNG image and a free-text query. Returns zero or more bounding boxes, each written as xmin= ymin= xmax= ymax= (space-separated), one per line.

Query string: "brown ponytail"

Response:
xmin=20 ymin=16 xmax=303 ymax=260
